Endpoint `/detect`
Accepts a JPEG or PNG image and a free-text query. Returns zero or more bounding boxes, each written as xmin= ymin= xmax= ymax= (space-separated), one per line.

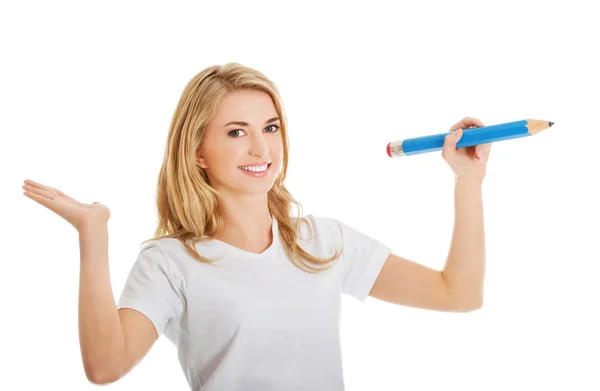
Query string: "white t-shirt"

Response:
xmin=117 ymin=214 xmax=392 ymax=391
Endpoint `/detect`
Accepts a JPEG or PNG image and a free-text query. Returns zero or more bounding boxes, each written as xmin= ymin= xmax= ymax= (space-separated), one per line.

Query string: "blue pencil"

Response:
xmin=386 ymin=119 xmax=554 ymax=158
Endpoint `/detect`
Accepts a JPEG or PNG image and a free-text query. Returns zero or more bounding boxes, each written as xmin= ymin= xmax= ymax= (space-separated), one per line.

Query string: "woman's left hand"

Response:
xmin=442 ymin=116 xmax=491 ymax=181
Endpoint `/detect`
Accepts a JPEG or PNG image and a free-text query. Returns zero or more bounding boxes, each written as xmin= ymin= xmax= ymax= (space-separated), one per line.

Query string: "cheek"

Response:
xmin=203 ymin=149 xmax=232 ymax=172
xmin=270 ymin=139 xmax=284 ymax=156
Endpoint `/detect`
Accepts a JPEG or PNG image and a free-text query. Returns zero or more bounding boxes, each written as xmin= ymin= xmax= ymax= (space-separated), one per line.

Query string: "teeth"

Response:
xmin=240 ymin=164 xmax=268 ymax=172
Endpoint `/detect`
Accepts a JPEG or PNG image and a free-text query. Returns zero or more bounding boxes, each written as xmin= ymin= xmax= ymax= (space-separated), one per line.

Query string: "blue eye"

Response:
xmin=228 ymin=125 xmax=280 ymax=137
xmin=228 ymin=129 xmax=244 ymax=137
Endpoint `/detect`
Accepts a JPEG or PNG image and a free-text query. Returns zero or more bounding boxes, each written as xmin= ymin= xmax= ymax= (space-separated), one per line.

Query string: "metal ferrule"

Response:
xmin=389 ymin=140 xmax=405 ymax=157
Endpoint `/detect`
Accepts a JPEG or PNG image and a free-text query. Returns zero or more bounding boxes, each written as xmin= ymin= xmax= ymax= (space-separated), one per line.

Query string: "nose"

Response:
xmin=249 ymin=132 xmax=270 ymax=159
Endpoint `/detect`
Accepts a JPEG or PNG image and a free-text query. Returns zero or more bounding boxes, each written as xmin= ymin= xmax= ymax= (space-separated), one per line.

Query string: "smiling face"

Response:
xmin=196 ymin=89 xmax=284 ymax=196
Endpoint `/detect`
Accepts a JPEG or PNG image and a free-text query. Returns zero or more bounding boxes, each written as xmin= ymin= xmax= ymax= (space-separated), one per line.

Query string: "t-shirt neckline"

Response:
xmin=211 ymin=215 xmax=279 ymax=258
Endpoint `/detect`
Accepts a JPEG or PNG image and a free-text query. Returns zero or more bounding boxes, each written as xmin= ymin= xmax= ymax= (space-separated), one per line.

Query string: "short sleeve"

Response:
xmin=117 ymin=242 xmax=185 ymax=337
xmin=339 ymin=220 xmax=392 ymax=303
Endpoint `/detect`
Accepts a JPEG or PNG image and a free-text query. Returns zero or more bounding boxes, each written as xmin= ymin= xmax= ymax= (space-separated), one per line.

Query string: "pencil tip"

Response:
xmin=549 ymin=121 xmax=554 ymax=127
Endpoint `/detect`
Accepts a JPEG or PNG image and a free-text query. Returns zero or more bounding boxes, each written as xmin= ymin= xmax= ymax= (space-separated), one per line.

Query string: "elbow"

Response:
xmin=459 ymin=298 xmax=483 ymax=312
xmin=452 ymin=296 xmax=483 ymax=312
xmin=82 ymin=348 xmax=124 ymax=385
xmin=85 ymin=364 xmax=120 ymax=385
xmin=444 ymin=277 xmax=484 ymax=313
xmin=87 ymin=371 xmax=119 ymax=386
xmin=465 ymin=301 xmax=483 ymax=312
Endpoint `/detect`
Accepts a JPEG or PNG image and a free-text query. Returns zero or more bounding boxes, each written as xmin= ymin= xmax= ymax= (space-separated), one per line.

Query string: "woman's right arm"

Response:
xmin=78 ymin=222 xmax=159 ymax=385
xmin=22 ymin=179 xmax=158 ymax=384
xmin=78 ymin=222 xmax=124 ymax=383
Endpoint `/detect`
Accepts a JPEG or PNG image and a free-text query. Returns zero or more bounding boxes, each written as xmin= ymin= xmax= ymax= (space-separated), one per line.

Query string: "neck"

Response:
xmin=216 ymin=195 xmax=273 ymax=247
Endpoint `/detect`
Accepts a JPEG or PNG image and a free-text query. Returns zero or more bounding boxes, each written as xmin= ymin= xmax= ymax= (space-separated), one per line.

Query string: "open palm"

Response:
xmin=22 ymin=179 xmax=110 ymax=232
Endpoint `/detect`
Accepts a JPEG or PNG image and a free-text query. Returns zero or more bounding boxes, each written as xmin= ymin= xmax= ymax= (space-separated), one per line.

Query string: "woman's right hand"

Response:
xmin=22 ymin=179 xmax=110 ymax=232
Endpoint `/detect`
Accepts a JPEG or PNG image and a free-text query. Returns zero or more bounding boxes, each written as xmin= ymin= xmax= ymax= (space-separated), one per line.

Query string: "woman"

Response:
xmin=22 ymin=62 xmax=491 ymax=390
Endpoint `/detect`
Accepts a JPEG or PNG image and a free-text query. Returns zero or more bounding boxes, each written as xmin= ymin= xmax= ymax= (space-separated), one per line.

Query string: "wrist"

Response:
xmin=78 ymin=220 xmax=108 ymax=235
xmin=455 ymin=175 xmax=484 ymax=186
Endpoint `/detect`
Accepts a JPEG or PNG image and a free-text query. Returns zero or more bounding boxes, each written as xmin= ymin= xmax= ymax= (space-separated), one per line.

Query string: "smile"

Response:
xmin=238 ymin=163 xmax=272 ymax=176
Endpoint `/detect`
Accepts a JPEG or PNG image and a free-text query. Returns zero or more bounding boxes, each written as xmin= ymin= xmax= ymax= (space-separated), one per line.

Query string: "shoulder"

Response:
xmin=137 ymin=238 xmax=188 ymax=281
xmin=138 ymin=238 xmax=177 ymax=259
xmin=140 ymin=236 xmax=202 ymax=257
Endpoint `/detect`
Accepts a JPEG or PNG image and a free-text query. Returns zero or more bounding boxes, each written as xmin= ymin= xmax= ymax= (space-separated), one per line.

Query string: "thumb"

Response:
xmin=442 ymin=128 xmax=461 ymax=158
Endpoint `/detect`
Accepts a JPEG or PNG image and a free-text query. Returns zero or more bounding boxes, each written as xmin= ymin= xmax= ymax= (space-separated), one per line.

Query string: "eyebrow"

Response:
xmin=224 ymin=116 xmax=280 ymax=127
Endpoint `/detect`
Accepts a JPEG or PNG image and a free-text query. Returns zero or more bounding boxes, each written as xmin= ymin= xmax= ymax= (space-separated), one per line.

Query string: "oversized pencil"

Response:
xmin=386 ymin=119 xmax=554 ymax=157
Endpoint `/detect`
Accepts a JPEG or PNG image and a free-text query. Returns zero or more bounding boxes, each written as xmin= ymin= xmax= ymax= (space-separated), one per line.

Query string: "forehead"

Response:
xmin=213 ymin=89 xmax=277 ymax=124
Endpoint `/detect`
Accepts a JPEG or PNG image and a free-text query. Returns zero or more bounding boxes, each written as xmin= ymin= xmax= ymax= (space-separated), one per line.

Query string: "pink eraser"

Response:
xmin=386 ymin=142 xmax=391 ymax=157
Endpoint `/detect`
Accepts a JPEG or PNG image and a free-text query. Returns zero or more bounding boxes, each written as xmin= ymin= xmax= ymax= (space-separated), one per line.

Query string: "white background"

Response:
xmin=2 ymin=1 xmax=599 ymax=390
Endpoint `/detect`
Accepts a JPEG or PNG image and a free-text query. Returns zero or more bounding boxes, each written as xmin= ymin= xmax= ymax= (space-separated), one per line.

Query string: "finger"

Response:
xmin=479 ymin=150 xmax=491 ymax=163
xmin=24 ymin=180 xmax=57 ymax=195
xmin=22 ymin=184 xmax=55 ymax=200
xmin=477 ymin=143 xmax=492 ymax=158
xmin=475 ymin=143 xmax=492 ymax=162
xmin=442 ymin=128 xmax=461 ymax=159
xmin=475 ymin=147 xmax=483 ymax=162
xmin=23 ymin=188 xmax=54 ymax=208
xmin=24 ymin=179 xmax=64 ymax=197
xmin=449 ymin=116 xmax=484 ymax=131
xmin=475 ymin=145 xmax=483 ymax=159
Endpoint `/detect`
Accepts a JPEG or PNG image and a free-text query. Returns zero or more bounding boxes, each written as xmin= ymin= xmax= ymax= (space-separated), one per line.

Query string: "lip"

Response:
xmin=238 ymin=161 xmax=271 ymax=168
xmin=238 ymin=162 xmax=272 ymax=177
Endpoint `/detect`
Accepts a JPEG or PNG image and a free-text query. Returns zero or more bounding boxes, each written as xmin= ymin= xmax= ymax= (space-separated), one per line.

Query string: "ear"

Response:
xmin=196 ymin=147 xmax=209 ymax=169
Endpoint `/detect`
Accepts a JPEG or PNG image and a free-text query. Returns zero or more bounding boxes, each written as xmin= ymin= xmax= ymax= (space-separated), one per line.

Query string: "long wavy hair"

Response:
xmin=141 ymin=62 xmax=342 ymax=273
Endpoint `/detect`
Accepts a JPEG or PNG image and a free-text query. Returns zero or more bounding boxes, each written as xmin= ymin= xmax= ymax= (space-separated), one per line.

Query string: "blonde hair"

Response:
xmin=141 ymin=62 xmax=342 ymax=273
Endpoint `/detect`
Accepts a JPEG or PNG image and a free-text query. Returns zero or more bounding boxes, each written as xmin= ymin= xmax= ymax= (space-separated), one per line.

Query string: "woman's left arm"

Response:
xmin=442 ymin=176 xmax=486 ymax=310
xmin=440 ymin=117 xmax=491 ymax=309
xmin=368 ymin=117 xmax=491 ymax=312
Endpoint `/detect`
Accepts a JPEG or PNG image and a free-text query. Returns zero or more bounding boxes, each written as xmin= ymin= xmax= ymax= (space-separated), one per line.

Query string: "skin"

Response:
xmin=20 ymin=88 xmax=495 ymax=387
xmin=369 ymin=117 xmax=491 ymax=311
xmin=21 ymin=105 xmax=491 ymax=312
xmin=196 ymin=89 xmax=284 ymax=254
xmin=443 ymin=117 xmax=492 ymax=180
